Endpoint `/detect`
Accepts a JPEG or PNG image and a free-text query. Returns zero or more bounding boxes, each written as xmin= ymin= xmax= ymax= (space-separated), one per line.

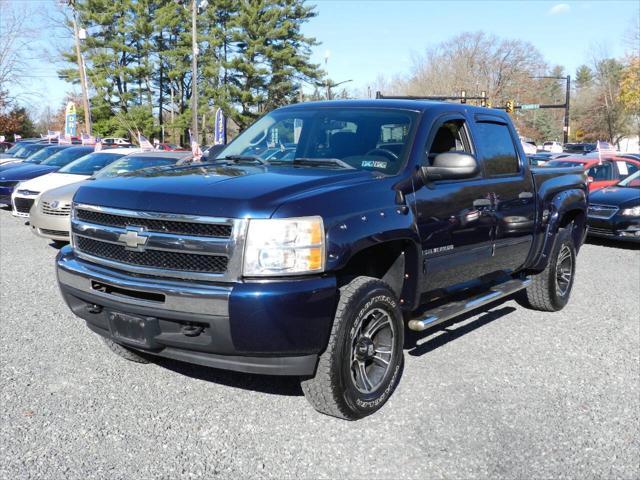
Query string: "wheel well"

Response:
xmin=559 ymin=209 xmax=586 ymax=250
xmin=337 ymin=240 xmax=419 ymax=308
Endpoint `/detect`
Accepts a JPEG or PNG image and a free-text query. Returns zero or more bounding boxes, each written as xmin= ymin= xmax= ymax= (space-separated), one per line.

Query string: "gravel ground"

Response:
xmin=1 ymin=208 xmax=639 ymax=480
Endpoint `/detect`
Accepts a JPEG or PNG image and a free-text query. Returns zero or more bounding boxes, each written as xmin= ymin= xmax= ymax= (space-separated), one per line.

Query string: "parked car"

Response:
xmin=0 ymin=142 xmax=49 ymax=165
xmin=155 ymin=143 xmax=186 ymax=151
xmin=11 ymin=148 xmax=143 ymax=218
xmin=542 ymin=141 xmax=563 ymax=153
xmin=101 ymin=137 xmax=131 ymax=146
xmin=0 ymin=144 xmax=71 ymax=171
xmin=563 ymin=143 xmax=596 ymax=154
xmin=0 ymin=146 xmax=94 ymax=207
xmin=543 ymin=156 xmax=640 ymax=191
xmin=56 ymin=99 xmax=588 ymax=420
xmin=587 ymin=170 xmax=640 ymax=242
xmin=30 ymin=151 xmax=193 ymax=242
xmin=0 ymin=141 xmax=14 ymax=153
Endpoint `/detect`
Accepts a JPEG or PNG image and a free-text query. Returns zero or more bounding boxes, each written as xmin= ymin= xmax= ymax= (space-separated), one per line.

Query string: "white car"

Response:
xmin=11 ymin=147 xmax=142 ymax=218
xmin=542 ymin=141 xmax=563 ymax=153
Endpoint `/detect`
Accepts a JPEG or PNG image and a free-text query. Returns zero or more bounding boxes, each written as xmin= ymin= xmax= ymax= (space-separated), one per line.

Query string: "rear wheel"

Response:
xmin=520 ymin=226 xmax=576 ymax=311
xmin=301 ymin=276 xmax=404 ymax=420
xmin=100 ymin=336 xmax=150 ymax=364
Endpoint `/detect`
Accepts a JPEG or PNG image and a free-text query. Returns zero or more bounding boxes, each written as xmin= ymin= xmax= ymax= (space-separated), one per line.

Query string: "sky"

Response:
xmin=10 ymin=0 xmax=640 ymax=115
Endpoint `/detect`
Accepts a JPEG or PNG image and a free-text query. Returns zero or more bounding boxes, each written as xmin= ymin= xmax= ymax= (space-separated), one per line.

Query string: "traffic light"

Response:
xmin=506 ymin=100 xmax=515 ymax=114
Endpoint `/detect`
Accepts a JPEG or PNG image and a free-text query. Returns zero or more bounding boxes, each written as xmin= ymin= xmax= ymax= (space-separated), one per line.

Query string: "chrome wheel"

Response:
xmin=350 ymin=307 xmax=395 ymax=394
xmin=555 ymin=244 xmax=573 ymax=296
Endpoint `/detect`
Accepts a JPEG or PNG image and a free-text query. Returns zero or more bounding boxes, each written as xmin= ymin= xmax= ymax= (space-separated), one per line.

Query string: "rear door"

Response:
xmin=470 ymin=115 xmax=536 ymax=274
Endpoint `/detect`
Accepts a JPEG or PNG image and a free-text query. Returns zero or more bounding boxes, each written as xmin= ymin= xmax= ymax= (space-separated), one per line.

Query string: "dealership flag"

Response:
xmin=596 ymin=140 xmax=617 ymax=163
xmin=137 ymin=131 xmax=154 ymax=150
xmin=188 ymin=129 xmax=203 ymax=161
xmin=213 ymin=107 xmax=226 ymax=145
xmin=64 ymin=101 xmax=77 ymax=138
xmin=46 ymin=130 xmax=60 ymax=144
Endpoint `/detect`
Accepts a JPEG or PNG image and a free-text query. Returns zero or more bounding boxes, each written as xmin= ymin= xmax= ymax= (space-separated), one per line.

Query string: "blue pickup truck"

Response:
xmin=56 ymin=100 xmax=588 ymax=419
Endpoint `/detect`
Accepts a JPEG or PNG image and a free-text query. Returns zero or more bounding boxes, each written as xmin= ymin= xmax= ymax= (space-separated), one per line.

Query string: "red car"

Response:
xmin=155 ymin=143 xmax=186 ymax=151
xmin=544 ymin=155 xmax=640 ymax=191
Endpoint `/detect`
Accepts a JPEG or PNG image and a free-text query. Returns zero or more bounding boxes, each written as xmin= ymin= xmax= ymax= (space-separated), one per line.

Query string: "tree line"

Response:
xmin=56 ymin=0 xmax=322 ymax=144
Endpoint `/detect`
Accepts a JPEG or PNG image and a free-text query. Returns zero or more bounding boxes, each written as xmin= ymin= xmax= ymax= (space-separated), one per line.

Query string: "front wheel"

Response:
xmin=301 ymin=276 xmax=404 ymax=420
xmin=519 ymin=226 xmax=576 ymax=312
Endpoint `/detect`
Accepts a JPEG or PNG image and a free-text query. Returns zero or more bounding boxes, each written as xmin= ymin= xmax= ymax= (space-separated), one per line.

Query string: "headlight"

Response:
xmin=243 ymin=216 xmax=325 ymax=276
xmin=621 ymin=206 xmax=640 ymax=216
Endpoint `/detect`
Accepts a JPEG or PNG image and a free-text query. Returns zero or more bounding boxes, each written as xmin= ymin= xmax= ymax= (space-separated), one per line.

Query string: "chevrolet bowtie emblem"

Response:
xmin=118 ymin=227 xmax=148 ymax=251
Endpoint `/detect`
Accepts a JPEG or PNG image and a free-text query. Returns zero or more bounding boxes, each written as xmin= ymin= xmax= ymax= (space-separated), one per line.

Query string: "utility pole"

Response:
xmin=191 ymin=0 xmax=198 ymax=144
xmin=69 ymin=1 xmax=91 ymax=135
xmin=564 ymin=75 xmax=571 ymax=144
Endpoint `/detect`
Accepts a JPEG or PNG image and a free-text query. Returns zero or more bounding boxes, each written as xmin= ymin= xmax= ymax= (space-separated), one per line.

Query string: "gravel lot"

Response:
xmin=1 ymin=208 xmax=639 ymax=480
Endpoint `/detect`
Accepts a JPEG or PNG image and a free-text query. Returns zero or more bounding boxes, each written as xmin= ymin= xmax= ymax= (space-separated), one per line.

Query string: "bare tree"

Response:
xmin=0 ymin=0 xmax=38 ymax=106
xmin=400 ymin=32 xmax=547 ymax=104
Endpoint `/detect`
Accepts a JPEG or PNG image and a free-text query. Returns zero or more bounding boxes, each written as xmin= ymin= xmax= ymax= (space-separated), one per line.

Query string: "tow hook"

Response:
xmin=87 ymin=304 xmax=103 ymax=314
xmin=181 ymin=324 xmax=205 ymax=337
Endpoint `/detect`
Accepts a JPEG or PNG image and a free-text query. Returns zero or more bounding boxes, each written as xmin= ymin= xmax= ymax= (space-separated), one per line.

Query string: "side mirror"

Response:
xmin=421 ymin=152 xmax=479 ymax=182
xmin=587 ymin=176 xmax=594 ymax=184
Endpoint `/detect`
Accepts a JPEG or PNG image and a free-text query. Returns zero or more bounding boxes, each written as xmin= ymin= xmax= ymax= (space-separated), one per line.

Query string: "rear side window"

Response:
xmin=474 ymin=122 xmax=520 ymax=176
xmin=587 ymin=162 xmax=613 ymax=181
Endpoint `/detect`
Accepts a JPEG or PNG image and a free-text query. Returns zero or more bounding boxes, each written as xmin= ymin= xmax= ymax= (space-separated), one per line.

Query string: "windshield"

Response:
xmin=23 ymin=146 xmax=67 ymax=164
xmin=216 ymin=107 xmax=418 ymax=174
xmin=6 ymin=143 xmax=25 ymax=154
xmin=14 ymin=143 xmax=47 ymax=159
xmin=41 ymin=147 xmax=94 ymax=168
xmin=545 ymin=160 xmax=586 ymax=168
xmin=95 ymin=156 xmax=180 ymax=178
xmin=59 ymin=152 xmax=124 ymax=175
xmin=618 ymin=170 xmax=640 ymax=188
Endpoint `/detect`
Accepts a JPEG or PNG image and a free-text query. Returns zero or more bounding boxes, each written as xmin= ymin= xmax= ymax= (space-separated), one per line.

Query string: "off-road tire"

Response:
xmin=100 ymin=336 xmax=150 ymax=364
xmin=301 ymin=276 xmax=404 ymax=420
xmin=520 ymin=226 xmax=576 ymax=312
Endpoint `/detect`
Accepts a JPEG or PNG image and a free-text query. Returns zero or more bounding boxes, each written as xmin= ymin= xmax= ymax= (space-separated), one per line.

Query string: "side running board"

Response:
xmin=407 ymin=278 xmax=531 ymax=332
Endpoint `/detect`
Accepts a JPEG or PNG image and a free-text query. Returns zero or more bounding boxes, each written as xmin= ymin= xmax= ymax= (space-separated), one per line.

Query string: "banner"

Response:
xmin=213 ymin=107 xmax=226 ymax=145
xmin=64 ymin=102 xmax=77 ymax=138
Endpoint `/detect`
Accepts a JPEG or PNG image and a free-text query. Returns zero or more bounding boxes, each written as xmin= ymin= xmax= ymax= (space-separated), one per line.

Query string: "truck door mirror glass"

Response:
xmin=421 ymin=152 xmax=479 ymax=181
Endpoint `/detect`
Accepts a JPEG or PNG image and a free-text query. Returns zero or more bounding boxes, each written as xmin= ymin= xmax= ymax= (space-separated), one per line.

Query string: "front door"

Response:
xmin=411 ymin=114 xmax=495 ymax=293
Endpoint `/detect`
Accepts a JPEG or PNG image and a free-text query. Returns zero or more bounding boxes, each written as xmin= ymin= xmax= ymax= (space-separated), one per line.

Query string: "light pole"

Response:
xmin=67 ymin=0 xmax=92 ymax=135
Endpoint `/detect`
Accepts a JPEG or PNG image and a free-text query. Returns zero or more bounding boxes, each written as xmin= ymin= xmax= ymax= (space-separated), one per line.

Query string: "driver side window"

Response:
xmin=426 ymin=119 xmax=471 ymax=165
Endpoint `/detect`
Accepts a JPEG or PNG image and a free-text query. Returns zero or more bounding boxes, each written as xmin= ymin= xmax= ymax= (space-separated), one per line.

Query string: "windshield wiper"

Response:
xmin=217 ymin=154 xmax=268 ymax=165
xmin=283 ymin=157 xmax=354 ymax=169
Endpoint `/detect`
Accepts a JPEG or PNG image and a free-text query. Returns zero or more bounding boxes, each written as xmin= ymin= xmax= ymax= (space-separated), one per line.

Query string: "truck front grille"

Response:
xmin=71 ymin=203 xmax=245 ymax=281
xmin=14 ymin=197 xmax=34 ymax=214
xmin=76 ymin=208 xmax=232 ymax=238
xmin=76 ymin=236 xmax=228 ymax=273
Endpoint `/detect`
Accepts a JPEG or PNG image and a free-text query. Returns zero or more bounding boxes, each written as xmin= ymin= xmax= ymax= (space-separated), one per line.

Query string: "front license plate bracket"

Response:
xmin=107 ymin=311 xmax=160 ymax=349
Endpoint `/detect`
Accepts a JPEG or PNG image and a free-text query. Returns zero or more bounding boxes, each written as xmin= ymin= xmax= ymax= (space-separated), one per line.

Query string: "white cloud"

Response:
xmin=548 ymin=3 xmax=571 ymax=15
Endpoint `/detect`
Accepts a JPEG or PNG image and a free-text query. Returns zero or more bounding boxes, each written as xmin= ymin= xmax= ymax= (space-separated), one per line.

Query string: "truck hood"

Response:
xmin=18 ymin=172 xmax=89 ymax=194
xmin=589 ymin=186 xmax=640 ymax=207
xmin=74 ymin=163 xmax=379 ymax=218
xmin=0 ymin=164 xmax=58 ymax=181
